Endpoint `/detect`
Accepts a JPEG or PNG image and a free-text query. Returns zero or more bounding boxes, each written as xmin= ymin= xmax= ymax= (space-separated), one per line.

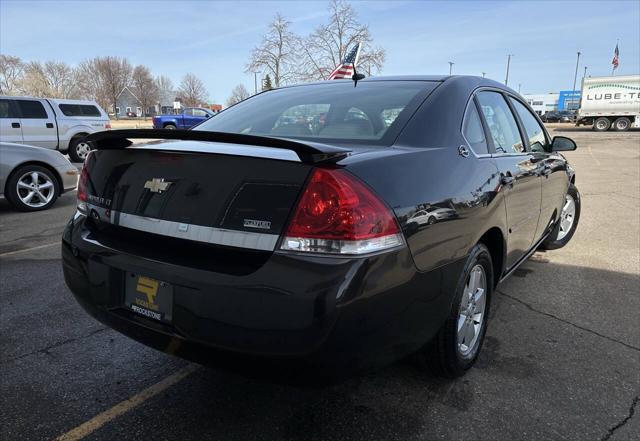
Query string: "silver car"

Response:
xmin=0 ymin=142 xmax=78 ymax=211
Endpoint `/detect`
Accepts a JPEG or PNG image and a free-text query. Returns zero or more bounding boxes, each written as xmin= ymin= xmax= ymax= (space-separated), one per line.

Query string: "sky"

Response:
xmin=1 ymin=0 xmax=639 ymax=103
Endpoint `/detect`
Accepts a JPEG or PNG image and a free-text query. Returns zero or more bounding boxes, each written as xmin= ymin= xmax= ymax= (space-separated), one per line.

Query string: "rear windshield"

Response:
xmin=194 ymin=81 xmax=437 ymax=145
xmin=58 ymin=104 xmax=102 ymax=117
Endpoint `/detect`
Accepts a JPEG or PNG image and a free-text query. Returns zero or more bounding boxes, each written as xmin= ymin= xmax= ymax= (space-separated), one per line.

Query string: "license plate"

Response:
xmin=125 ymin=273 xmax=173 ymax=323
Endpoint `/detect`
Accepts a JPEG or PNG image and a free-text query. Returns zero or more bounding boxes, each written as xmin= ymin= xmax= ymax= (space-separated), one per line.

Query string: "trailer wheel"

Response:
xmin=612 ymin=117 xmax=631 ymax=132
xmin=593 ymin=117 xmax=611 ymax=132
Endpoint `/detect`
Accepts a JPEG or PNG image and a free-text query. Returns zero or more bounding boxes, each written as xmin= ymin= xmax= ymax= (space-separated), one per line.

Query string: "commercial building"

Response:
xmin=522 ymin=90 xmax=581 ymax=115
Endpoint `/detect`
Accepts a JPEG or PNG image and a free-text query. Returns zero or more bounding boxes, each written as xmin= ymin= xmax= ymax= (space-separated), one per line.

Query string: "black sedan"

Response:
xmin=62 ymin=76 xmax=581 ymax=381
xmin=541 ymin=110 xmax=575 ymax=123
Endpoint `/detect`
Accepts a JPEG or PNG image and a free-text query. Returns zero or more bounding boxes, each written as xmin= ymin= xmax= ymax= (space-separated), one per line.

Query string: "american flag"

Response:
xmin=612 ymin=44 xmax=619 ymax=70
xmin=328 ymin=42 xmax=362 ymax=80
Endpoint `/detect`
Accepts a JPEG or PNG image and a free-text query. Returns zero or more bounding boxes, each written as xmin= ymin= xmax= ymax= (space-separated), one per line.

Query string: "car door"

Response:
xmin=509 ymin=97 xmax=570 ymax=240
xmin=476 ymin=90 xmax=542 ymax=269
xmin=181 ymin=108 xmax=198 ymax=128
xmin=15 ymin=99 xmax=58 ymax=149
xmin=0 ymin=98 xmax=23 ymax=143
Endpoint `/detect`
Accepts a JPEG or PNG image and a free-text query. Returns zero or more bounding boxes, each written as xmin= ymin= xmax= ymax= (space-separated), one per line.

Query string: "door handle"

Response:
xmin=46 ymin=122 xmax=54 ymax=128
xmin=11 ymin=122 xmax=20 ymax=128
xmin=501 ymin=172 xmax=515 ymax=188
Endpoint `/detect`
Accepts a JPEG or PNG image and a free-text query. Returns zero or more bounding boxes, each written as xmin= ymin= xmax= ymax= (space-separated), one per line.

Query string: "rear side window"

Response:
xmin=192 ymin=109 xmax=209 ymax=117
xmin=58 ymin=104 xmax=102 ymax=117
xmin=462 ymin=101 xmax=488 ymax=154
xmin=0 ymin=99 xmax=19 ymax=118
xmin=16 ymin=100 xmax=48 ymax=119
xmin=476 ymin=91 xmax=524 ymax=154
xmin=509 ymin=98 xmax=548 ymax=153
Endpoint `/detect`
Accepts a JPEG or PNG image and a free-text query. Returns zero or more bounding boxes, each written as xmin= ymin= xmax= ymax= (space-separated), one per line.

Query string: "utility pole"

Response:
xmin=482 ymin=72 xmax=486 ymax=78
xmin=572 ymin=51 xmax=581 ymax=93
xmin=583 ymin=66 xmax=588 ymax=80
xmin=505 ymin=54 xmax=514 ymax=86
xmin=518 ymin=83 xmax=521 ymax=94
xmin=448 ymin=61 xmax=454 ymax=75
xmin=253 ymin=72 xmax=259 ymax=94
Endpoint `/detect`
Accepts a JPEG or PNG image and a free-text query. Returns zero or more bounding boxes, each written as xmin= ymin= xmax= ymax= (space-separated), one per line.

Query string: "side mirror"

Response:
xmin=551 ymin=136 xmax=577 ymax=152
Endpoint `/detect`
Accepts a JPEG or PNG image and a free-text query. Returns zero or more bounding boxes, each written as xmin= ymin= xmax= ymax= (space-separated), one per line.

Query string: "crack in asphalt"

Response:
xmin=600 ymin=395 xmax=639 ymax=441
xmin=496 ymin=289 xmax=640 ymax=352
xmin=1 ymin=327 xmax=111 ymax=365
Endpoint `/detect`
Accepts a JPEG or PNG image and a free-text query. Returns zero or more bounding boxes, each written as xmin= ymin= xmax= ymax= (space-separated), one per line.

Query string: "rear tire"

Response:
xmin=68 ymin=136 xmax=92 ymax=162
xmin=541 ymin=184 xmax=580 ymax=250
xmin=5 ymin=165 xmax=60 ymax=212
xmin=164 ymin=124 xmax=176 ymax=130
xmin=612 ymin=117 xmax=631 ymax=132
xmin=415 ymin=243 xmax=493 ymax=378
xmin=593 ymin=117 xmax=611 ymax=132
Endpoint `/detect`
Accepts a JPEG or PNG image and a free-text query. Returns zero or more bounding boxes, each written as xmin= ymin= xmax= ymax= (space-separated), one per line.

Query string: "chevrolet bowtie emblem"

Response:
xmin=144 ymin=178 xmax=173 ymax=193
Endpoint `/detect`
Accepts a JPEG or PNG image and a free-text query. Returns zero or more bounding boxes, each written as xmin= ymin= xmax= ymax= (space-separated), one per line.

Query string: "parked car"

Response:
xmin=125 ymin=111 xmax=138 ymax=118
xmin=541 ymin=110 xmax=575 ymax=123
xmin=0 ymin=142 xmax=78 ymax=211
xmin=63 ymin=76 xmax=580 ymax=381
xmin=152 ymin=107 xmax=214 ymax=130
xmin=0 ymin=96 xmax=111 ymax=163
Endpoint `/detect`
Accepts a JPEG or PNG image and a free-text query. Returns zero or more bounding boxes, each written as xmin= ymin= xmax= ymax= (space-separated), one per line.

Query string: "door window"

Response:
xmin=183 ymin=108 xmax=194 ymax=116
xmin=476 ymin=91 xmax=524 ymax=154
xmin=192 ymin=109 xmax=209 ymax=117
xmin=0 ymin=99 xmax=20 ymax=118
xmin=15 ymin=100 xmax=48 ymax=119
xmin=462 ymin=101 xmax=488 ymax=154
xmin=510 ymin=98 xmax=548 ymax=153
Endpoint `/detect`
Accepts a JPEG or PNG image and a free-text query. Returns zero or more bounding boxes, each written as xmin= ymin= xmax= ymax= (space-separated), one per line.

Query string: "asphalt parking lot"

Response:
xmin=1 ymin=126 xmax=639 ymax=441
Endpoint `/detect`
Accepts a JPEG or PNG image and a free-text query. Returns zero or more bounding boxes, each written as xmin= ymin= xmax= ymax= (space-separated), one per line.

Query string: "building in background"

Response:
xmin=558 ymin=90 xmax=581 ymax=111
xmin=522 ymin=93 xmax=559 ymax=115
xmin=115 ymin=86 xmax=143 ymax=117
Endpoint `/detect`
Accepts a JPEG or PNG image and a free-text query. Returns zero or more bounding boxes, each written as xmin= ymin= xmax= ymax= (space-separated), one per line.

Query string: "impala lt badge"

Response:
xmin=144 ymin=178 xmax=173 ymax=193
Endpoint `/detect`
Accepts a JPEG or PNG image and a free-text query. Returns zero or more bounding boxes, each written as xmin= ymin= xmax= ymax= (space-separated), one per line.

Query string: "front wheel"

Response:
xmin=416 ymin=243 xmax=493 ymax=378
xmin=541 ymin=184 xmax=581 ymax=250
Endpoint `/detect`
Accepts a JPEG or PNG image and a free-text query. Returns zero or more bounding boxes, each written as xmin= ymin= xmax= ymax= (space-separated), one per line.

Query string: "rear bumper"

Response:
xmin=62 ymin=213 xmax=457 ymax=381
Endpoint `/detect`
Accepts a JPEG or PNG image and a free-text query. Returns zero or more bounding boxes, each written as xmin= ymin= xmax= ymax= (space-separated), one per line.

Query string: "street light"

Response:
xmin=482 ymin=72 xmax=486 ymax=78
xmin=572 ymin=51 xmax=581 ymax=93
xmin=583 ymin=65 xmax=588 ymax=79
xmin=253 ymin=72 xmax=259 ymax=94
xmin=505 ymin=54 xmax=514 ymax=86
xmin=448 ymin=61 xmax=454 ymax=75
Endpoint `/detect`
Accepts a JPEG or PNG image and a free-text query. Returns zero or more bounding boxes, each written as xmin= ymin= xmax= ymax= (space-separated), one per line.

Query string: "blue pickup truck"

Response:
xmin=152 ymin=107 xmax=214 ymax=129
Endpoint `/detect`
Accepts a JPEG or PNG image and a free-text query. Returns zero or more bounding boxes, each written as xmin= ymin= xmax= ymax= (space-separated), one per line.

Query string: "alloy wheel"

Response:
xmin=557 ymin=194 xmax=576 ymax=241
xmin=457 ymin=264 xmax=487 ymax=357
xmin=16 ymin=171 xmax=55 ymax=208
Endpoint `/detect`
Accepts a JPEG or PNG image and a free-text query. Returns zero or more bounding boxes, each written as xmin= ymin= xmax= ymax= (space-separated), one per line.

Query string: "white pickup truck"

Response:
xmin=576 ymin=75 xmax=640 ymax=131
xmin=0 ymin=96 xmax=110 ymax=162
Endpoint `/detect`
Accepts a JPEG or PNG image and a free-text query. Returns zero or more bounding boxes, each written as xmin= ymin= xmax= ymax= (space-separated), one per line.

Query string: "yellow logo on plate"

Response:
xmin=136 ymin=276 xmax=159 ymax=311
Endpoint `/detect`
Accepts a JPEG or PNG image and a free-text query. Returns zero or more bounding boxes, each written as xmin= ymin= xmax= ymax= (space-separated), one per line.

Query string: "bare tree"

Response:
xmin=225 ymin=84 xmax=250 ymax=107
xmin=98 ymin=56 xmax=132 ymax=119
xmin=131 ymin=65 xmax=158 ymax=119
xmin=298 ymin=0 xmax=385 ymax=80
xmin=75 ymin=58 xmax=110 ymax=111
xmin=155 ymin=75 xmax=174 ymax=98
xmin=19 ymin=61 xmax=78 ymax=98
xmin=178 ymin=73 xmax=208 ymax=106
xmin=246 ymin=14 xmax=298 ymax=87
xmin=0 ymin=55 xmax=25 ymax=95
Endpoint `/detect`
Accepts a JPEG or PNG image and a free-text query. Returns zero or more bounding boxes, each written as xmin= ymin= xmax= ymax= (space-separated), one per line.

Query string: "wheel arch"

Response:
xmin=477 ymin=227 xmax=505 ymax=287
xmin=4 ymin=161 xmax=64 ymax=197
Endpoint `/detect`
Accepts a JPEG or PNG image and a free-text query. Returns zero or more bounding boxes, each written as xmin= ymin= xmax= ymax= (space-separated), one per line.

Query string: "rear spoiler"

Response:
xmin=84 ymin=129 xmax=352 ymax=164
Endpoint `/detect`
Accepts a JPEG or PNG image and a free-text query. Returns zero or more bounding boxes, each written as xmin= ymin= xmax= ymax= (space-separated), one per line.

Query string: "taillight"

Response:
xmin=77 ymin=152 xmax=92 ymax=213
xmin=104 ymin=122 xmax=111 ymax=129
xmin=280 ymin=168 xmax=403 ymax=255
